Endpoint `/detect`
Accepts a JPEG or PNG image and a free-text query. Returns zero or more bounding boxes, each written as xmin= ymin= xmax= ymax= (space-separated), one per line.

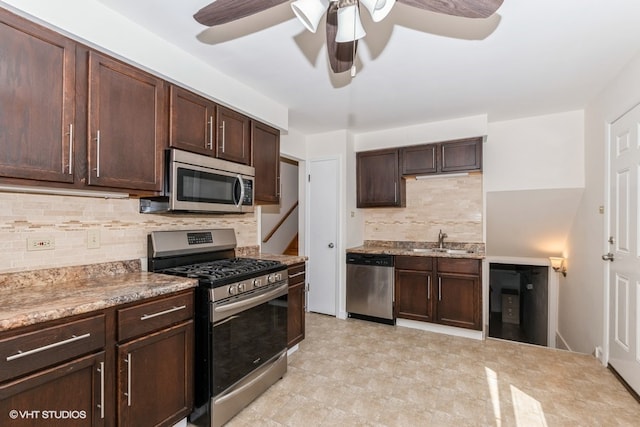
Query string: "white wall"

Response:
xmin=0 ymin=0 xmax=288 ymax=130
xmin=484 ymin=111 xmax=585 ymax=258
xmin=354 ymin=115 xmax=488 ymax=151
xmin=485 ymin=111 xmax=585 ymax=192
xmin=563 ymin=52 xmax=640 ymax=356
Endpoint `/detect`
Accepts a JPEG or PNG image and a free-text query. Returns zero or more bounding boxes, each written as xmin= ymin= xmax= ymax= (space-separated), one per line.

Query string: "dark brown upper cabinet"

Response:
xmin=87 ymin=51 xmax=165 ymax=192
xmin=440 ymin=137 xmax=483 ymax=173
xmin=169 ymin=85 xmax=216 ymax=156
xmin=401 ymin=144 xmax=437 ymax=175
xmin=216 ymin=105 xmax=251 ymax=165
xmin=400 ymin=137 xmax=483 ymax=176
xmin=252 ymin=121 xmax=280 ymax=204
xmin=0 ymin=10 xmax=76 ymax=184
xmin=356 ymin=148 xmax=405 ymax=208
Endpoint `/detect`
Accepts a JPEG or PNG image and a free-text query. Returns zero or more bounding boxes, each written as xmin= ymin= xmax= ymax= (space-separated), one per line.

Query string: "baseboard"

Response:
xmin=396 ymin=318 xmax=483 ymax=340
xmin=287 ymin=344 xmax=299 ymax=356
xmin=555 ymin=331 xmax=572 ymax=351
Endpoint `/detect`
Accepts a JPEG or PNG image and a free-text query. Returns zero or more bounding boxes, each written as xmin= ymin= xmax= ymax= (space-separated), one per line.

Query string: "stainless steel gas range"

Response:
xmin=147 ymin=229 xmax=288 ymax=427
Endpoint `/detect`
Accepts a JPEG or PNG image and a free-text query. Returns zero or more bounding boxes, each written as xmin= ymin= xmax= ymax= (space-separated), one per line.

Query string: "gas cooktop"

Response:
xmin=158 ymin=257 xmax=285 ymax=287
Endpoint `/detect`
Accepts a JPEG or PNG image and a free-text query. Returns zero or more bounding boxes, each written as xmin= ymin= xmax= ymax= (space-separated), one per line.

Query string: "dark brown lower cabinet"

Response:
xmin=436 ymin=258 xmax=482 ymax=330
xmin=117 ymin=321 xmax=193 ymax=427
xmin=0 ymin=289 xmax=195 ymax=427
xmin=395 ymin=256 xmax=482 ymax=331
xmin=395 ymin=256 xmax=434 ymax=322
xmin=287 ymin=262 xmax=306 ymax=348
xmin=0 ymin=352 xmax=105 ymax=427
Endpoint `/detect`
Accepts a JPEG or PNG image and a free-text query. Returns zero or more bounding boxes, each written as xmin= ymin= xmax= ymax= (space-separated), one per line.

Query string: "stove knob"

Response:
xmin=253 ymin=278 xmax=262 ymax=287
xmin=238 ymin=283 xmax=246 ymax=292
xmin=228 ymin=284 xmax=238 ymax=296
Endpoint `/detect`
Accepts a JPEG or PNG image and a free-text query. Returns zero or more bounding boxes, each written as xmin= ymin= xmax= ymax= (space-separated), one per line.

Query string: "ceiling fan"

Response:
xmin=194 ymin=0 xmax=504 ymax=75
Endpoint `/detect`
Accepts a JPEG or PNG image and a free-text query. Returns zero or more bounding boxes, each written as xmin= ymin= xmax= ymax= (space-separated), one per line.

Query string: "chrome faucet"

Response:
xmin=438 ymin=229 xmax=448 ymax=249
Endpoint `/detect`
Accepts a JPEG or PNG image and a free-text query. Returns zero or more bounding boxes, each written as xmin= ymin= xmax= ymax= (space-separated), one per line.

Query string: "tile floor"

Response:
xmin=225 ymin=313 xmax=639 ymax=426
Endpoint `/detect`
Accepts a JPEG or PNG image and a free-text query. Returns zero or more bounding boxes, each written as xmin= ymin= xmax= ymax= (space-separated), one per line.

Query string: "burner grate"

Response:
xmin=158 ymin=258 xmax=284 ymax=286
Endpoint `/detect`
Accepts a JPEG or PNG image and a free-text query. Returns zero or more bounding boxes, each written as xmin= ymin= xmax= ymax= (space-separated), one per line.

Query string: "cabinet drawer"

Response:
xmin=118 ymin=291 xmax=194 ymax=342
xmin=437 ymin=258 xmax=480 ymax=275
xmin=0 ymin=314 xmax=105 ymax=382
xmin=288 ymin=263 xmax=306 ymax=286
xmin=395 ymin=256 xmax=432 ymax=271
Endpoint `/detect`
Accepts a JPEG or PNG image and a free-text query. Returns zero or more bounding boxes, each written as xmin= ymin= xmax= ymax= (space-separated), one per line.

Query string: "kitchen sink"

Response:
xmin=410 ymin=248 xmax=474 ymax=255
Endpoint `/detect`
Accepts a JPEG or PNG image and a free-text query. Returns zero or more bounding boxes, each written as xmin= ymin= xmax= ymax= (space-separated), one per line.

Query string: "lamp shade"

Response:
xmin=291 ymin=0 xmax=329 ymax=33
xmin=549 ymin=257 xmax=564 ymax=270
xmin=336 ymin=4 xmax=366 ymax=42
xmin=360 ymin=0 xmax=396 ymax=22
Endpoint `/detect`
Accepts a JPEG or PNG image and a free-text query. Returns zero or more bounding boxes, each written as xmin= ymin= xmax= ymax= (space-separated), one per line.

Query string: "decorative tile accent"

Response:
xmin=0 ymin=192 xmax=257 ymax=273
xmin=363 ymin=174 xmax=483 ymax=243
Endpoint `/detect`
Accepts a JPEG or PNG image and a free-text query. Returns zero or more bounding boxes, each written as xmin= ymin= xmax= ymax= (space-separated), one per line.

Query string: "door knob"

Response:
xmin=328 ymin=243 xmax=334 ymax=248
xmin=602 ymin=252 xmax=615 ymax=261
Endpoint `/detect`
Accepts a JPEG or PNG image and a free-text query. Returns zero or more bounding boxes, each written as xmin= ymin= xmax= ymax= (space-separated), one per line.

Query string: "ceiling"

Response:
xmin=96 ymin=0 xmax=640 ymax=135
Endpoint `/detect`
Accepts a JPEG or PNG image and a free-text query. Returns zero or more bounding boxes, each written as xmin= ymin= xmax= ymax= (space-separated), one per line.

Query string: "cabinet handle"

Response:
xmin=438 ymin=277 xmax=442 ymax=301
xmin=98 ymin=361 xmax=105 ymax=419
xmin=242 ymin=126 xmax=245 ymax=158
xmin=67 ymin=124 xmax=74 ymax=175
xmin=6 ymin=333 xmax=91 ymax=361
xmin=95 ymin=130 xmax=101 ymax=178
xmin=208 ymin=116 xmax=214 ymax=150
xmin=394 ymin=183 xmax=397 ymax=203
xmin=289 ymin=271 xmax=305 ymax=278
xmin=427 ymin=275 xmax=431 ymax=300
xmin=220 ymin=120 xmax=226 ymax=152
xmin=124 ymin=353 xmax=132 ymax=406
xmin=140 ymin=305 xmax=186 ymax=321
xmin=277 ymin=175 xmax=281 ymax=197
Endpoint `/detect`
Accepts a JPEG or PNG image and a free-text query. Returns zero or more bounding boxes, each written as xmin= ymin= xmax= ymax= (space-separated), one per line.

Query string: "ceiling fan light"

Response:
xmin=360 ymin=0 xmax=395 ymax=22
xmin=335 ymin=5 xmax=366 ymax=42
xmin=291 ymin=0 xmax=329 ymax=33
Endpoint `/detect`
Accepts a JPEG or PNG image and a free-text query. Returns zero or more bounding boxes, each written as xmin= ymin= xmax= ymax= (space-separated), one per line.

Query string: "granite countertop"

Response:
xmin=348 ymin=241 xmax=485 ymax=260
xmin=254 ymin=253 xmax=308 ymax=266
xmin=0 ymin=260 xmax=198 ymax=332
xmin=235 ymin=246 xmax=308 ymax=266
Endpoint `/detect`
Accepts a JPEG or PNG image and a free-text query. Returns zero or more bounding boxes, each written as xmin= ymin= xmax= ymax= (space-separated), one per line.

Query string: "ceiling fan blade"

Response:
xmin=326 ymin=2 xmax=357 ymax=73
xmin=397 ymin=0 xmax=504 ymax=19
xmin=194 ymin=0 xmax=290 ymax=26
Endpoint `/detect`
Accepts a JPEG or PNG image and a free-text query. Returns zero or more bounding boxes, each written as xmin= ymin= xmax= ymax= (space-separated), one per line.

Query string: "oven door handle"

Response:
xmin=213 ymin=283 xmax=287 ymax=323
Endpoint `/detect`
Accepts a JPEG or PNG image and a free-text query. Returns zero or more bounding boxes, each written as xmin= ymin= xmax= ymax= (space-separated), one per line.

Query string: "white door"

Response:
xmin=307 ymin=158 xmax=338 ymax=315
xmin=607 ymin=103 xmax=640 ymax=394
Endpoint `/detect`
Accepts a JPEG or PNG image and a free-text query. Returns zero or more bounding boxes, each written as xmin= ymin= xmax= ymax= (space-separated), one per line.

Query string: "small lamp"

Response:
xmin=360 ymin=0 xmax=396 ymax=22
xmin=549 ymin=257 xmax=567 ymax=277
xmin=291 ymin=0 xmax=329 ymax=33
xmin=336 ymin=3 xmax=367 ymax=42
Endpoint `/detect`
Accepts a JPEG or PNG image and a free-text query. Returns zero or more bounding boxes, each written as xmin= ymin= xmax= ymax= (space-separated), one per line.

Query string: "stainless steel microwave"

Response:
xmin=140 ymin=149 xmax=254 ymax=214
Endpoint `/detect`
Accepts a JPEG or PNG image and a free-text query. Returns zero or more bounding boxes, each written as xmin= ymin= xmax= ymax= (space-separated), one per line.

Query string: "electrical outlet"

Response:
xmin=27 ymin=237 xmax=55 ymax=251
xmin=87 ymin=229 xmax=100 ymax=249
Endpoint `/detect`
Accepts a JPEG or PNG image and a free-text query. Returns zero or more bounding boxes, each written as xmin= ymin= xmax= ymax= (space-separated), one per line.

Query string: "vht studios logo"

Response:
xmin=8 ymin=410 xmax=87 ymax=420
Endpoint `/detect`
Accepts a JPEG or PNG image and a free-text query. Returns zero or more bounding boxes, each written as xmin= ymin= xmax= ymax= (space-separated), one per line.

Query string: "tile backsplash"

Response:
xmin=363 ymin=173 xmax=483 ymax=243
xmin=0 ymin=192 xmax=257 ymax=273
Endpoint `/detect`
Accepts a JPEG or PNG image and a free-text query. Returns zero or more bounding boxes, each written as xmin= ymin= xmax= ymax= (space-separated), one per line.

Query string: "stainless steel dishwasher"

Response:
xmin=346 ymin=253 xmax=395 ymax=325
